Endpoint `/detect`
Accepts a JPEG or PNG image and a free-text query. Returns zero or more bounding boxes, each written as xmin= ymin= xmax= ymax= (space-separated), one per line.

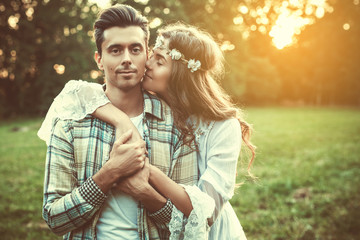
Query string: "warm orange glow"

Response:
xmin=163 ymin=8 xmax=170 ymax=14
xmin=53 ymin=64 xmax=65 ymax=75
xmin=149 ymin=18 xmax=162 ymax=29
xmin=268 ymin=0 xmax=331 ymax=49
xmin=8 ymin=14 xmax=20 ymax=30
xmin=0 ymin=69 xmax=9 ymax=78
xmin=220 ymin=41 xmax=235 ymax=51
xmin=343 ymin=23 xmax=350 ymax=31
xmin=90 ymin=70 xmax=100 ymax=79
xmin=269 ymin=11 xmax=310 ymax=49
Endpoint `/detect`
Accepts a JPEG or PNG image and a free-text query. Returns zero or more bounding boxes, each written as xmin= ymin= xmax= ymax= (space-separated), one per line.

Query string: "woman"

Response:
xmin=38 ymin=23 xmax=255 ymax=239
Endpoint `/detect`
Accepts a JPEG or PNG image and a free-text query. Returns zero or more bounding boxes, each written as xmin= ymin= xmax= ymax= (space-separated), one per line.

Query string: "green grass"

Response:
xmin=232 ymin=107 xmax=360 ymax=240
xmin=0 ymin=107 xmax=359 ymax=239
xmin=0 ymin=118 xmax=57 ymax=239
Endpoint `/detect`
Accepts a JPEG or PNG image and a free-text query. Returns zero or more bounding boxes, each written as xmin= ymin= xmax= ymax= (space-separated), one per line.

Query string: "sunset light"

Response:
xmin=269 ymin=10 xmax=311 ymax=49
xmin=236 ymin=0 xmax=333 ymax=49
xmin=270 ymin=0 xmax=333 ymax=49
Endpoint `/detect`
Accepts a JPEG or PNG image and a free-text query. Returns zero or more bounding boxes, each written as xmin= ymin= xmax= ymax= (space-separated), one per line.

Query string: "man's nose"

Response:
xmin=122 ymin=49 xmax=132 ymax=66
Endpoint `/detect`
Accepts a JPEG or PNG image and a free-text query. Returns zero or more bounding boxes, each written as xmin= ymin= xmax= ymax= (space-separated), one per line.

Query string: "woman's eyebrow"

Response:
xmin=155 ymin=52 xmax=168 ymax=62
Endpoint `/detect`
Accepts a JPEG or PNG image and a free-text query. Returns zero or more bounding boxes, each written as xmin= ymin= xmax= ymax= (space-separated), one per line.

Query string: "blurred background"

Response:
xmin=1 ymin=0 xmax=359 ymax=117
xmin=0 ymin=0 xmax=359 ymax=239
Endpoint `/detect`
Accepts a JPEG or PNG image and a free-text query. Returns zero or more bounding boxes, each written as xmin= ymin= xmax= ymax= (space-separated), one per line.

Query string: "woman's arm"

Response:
xmin=92 ymin=103 xmax=142 ymax=143
xmin=38 ymin=80 xmax=141 ymax=145
xmin=149 ymin=165 xmax=193 ymax=217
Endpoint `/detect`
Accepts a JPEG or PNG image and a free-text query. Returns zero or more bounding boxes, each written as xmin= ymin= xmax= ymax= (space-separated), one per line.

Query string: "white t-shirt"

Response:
xmin=96 ymin=113 xmax=144 ymax=240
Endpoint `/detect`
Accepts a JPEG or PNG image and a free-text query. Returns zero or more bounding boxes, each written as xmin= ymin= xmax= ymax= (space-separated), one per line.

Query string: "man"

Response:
xmin=42 ymin=4 xmax=197 ymax=239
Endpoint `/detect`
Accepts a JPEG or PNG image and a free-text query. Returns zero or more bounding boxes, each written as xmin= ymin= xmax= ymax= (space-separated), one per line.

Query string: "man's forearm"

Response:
xmin=92 ymin=164 xmax=119 ymax=194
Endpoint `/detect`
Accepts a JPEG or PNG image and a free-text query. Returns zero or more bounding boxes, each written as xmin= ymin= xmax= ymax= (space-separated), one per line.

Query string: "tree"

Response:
xmin=0 ymin=0 xmax=99 ymax=118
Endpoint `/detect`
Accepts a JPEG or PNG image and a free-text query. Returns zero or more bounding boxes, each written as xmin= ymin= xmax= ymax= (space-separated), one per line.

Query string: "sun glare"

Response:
xmin=257 ymin=0 xmax=331 ymax=49
xmin=270 ymin=11 xmax=310 ymax=49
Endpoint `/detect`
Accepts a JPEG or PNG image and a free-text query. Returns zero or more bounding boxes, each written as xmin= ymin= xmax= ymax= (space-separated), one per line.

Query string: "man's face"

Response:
xmin=95 ymin=26 xmax=147 ymax=92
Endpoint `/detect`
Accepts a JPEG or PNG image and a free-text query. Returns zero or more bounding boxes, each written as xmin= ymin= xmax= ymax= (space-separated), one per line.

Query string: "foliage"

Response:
xmin=0 ymin=0 xmax=99 ymax=118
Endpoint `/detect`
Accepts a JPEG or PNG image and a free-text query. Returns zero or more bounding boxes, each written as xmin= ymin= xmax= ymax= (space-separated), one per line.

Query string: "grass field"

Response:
xmin=0 ymin=107 xmax=359 ymax=239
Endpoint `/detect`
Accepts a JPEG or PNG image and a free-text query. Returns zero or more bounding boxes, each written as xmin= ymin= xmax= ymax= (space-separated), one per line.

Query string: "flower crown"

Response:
xmin=154 ymin=35 xmax=203 ymax=73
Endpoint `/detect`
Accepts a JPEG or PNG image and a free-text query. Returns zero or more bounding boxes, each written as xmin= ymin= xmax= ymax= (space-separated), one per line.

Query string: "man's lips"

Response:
xmin=117 ymin=70 xmax=136 ymax=74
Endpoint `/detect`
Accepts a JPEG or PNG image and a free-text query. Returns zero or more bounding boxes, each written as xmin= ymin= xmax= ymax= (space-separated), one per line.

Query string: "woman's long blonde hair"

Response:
xmin=158 ymin=23 xmax=256 ymax=170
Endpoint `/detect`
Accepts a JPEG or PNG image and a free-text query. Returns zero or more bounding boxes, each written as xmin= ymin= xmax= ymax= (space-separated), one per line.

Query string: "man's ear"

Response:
xmin=94 ymin=51 xmax=104 ymax=70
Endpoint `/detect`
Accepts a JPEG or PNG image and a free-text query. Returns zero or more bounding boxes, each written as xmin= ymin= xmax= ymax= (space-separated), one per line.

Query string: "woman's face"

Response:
xmin=142 ymin=42 xmax=172 ymax=101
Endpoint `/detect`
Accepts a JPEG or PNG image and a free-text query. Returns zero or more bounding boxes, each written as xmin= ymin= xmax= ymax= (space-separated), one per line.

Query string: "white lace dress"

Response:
xmin=38 ymin=80 xmax=247 ymax=240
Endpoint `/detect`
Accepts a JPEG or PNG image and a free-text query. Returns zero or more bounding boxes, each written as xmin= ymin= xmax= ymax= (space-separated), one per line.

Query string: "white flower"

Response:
xmin=169 ymin=49 xmax=182 ymax=60
xmin=187 ymin=59 xmax=201 ymax=72
xmin=154 ymin=35 xmax=165 ymax=49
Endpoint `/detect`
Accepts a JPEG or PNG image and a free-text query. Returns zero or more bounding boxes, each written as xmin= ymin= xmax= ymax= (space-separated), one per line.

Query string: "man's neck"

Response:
xmin=105 ymin=86 xmax=144 ymax=118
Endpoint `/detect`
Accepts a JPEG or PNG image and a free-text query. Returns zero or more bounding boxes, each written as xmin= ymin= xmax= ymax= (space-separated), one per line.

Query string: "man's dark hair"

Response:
xmin=94 ymin=4 xmax=149 ymax=55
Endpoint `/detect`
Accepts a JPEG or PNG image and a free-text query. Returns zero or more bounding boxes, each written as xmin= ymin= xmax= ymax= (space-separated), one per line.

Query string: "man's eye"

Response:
xmin=111 ymin=48 xmax=120 ymax=54
xmin=132 ymin=48 xmax=141 ymax=54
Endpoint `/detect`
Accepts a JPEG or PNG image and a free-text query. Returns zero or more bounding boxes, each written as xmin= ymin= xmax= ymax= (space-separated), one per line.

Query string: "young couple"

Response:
xmin=39 ymin=4 xmax=255 ymax=240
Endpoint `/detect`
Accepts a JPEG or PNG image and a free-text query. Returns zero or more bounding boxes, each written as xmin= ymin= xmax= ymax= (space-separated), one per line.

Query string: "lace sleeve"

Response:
xmin=37 ymin=80 xmax=110 ymax=145
xmin=169 ymin=185 xmax=215 ymax=240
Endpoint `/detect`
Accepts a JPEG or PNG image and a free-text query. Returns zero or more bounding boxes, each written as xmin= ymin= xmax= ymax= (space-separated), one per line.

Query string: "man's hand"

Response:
xmin=114 ymin=157 xmax=151 ymax=199
xmin=93 ymin=129 xmax=147 ymax=193
xmin=105 ymin=129 xmax=147 ymax=178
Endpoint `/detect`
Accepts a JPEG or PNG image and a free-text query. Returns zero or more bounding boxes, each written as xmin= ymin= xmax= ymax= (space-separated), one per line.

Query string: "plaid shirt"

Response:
xmin=42 ymin=91 xmax=198 ymax=240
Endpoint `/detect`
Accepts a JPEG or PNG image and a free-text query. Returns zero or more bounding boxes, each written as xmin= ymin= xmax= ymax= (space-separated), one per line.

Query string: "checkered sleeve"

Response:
xmin=148 ymin=198 xmax=173 ymax=223
xmin=79 ymin=177 xmax=107 ymax=207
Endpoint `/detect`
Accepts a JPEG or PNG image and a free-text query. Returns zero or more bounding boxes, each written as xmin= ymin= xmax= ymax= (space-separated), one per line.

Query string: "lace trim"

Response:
xmin=169 ymin=185 xmax=215 ymax=240
xmin=169 ymin=207 xmax=184 ymax=240
xmin=54 ymin=80 xmax=110 ymax=120
xmin=192 ymin=119 xmax=214 ymax=146
xmin=38 ymin=80 xmax=110 ymax=145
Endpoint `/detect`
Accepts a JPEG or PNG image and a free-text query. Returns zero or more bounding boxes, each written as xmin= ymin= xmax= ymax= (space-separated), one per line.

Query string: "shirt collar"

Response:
xmin=102 ymin=84 xmax=164 ymax=121
xmin=143 ymin=91 xmax=164 ymax=121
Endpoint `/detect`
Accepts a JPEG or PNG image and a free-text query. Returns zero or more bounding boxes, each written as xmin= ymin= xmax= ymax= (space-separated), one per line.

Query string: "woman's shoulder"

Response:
xmin=213 ymin=118 xmax=240 ymax=130
xmin=191 ymin=118 xmax=239 ymax=142
xmin=195 ymin=118 xmax=240 ymax=134
xmin=211 ymin=118 xmax=241 ymax=138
